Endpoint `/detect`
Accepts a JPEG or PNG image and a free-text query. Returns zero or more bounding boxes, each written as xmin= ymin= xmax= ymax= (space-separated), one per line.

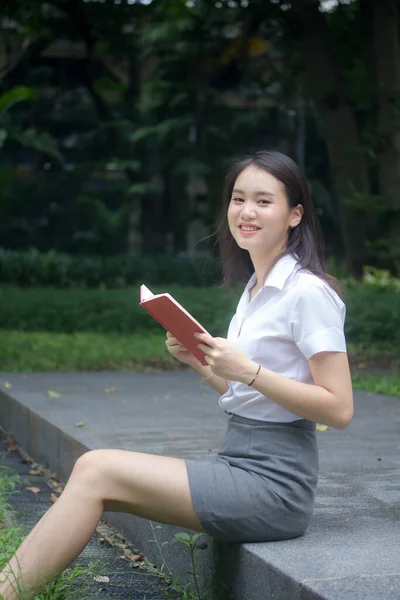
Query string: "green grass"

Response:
xmin=351 ymin=372 xmax=400 ymax=397
xmin=0 ymin=330 xmax=399 ymax=398
xmin=0 ymin=330 xmax=178 ymax=372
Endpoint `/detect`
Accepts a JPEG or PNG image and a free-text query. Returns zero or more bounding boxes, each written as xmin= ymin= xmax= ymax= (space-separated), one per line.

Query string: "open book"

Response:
xmin=139 ymin=285 xmax=210 ymax=366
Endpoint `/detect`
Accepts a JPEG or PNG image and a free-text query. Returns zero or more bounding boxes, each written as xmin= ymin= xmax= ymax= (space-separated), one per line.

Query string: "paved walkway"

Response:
xmin=0 ymin=371 xmax=399 ymax=600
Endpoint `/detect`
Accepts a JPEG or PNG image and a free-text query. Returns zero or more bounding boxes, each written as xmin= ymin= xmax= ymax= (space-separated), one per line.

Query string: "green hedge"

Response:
xmin=0 ymin=285 xmax=239 ymax=336
xmin=0 ymin=248 xmax=222 ymax=288
xmin=343 ymin=282 xmax=400 ymax=345
xmin=0 ymin=282 xmax=400 ymax=347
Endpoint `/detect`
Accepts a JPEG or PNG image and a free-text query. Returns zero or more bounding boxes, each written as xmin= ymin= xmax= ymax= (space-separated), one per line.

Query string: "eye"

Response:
xmin=231 ymin=197 xmax=244 ymax=203
xmin=259 ymin=199 xmax=271 ymax=205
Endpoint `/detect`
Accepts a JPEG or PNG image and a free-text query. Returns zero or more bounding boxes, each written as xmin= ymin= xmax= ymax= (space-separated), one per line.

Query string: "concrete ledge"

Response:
xmin=0 ymin=387 xmax=214 ymax=593
xmin=0 ymin=372 xmax=399 ymax=600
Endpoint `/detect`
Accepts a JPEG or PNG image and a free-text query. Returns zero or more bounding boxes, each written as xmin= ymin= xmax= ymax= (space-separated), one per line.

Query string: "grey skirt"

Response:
xmin=185 ymin=413 xmax=319 ymax=543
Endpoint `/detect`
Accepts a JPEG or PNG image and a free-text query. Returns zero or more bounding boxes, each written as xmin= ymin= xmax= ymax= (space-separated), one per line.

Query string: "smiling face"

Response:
xmin=227 ymin=164 xmax=303 ymax=258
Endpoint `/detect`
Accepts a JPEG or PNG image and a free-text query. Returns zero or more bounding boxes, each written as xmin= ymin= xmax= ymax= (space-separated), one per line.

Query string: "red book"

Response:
xmin=139 ymin=285 xmax=210 ymax=366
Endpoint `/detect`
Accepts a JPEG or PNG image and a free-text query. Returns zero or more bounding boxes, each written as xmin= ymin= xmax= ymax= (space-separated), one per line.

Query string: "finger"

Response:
xmin=167 ymin=341 xmax=185 ymax=351
xmin=166 ymin=339 xmax=180 ymax=349
xmin=168 ymin=337 xmax=187 ymax=349
xmin=197 ymin=343 xmax=213 ymax=356
xmin=195 ymin=332 xmax=211 ymax=339
xmin=167 ymin=332 xmax=179 ymax=342
xmin=195 ymin=334 xmax=215 ymax=347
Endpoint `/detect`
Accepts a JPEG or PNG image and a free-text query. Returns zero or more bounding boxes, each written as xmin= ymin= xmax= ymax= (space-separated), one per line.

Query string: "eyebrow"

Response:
xmin=232 ymin=189 xmax=275 ymax=197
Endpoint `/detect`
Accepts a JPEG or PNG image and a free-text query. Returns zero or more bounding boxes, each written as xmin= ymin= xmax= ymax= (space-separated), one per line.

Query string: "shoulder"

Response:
xmin=288 ymin=268 xmax=345 ymax=314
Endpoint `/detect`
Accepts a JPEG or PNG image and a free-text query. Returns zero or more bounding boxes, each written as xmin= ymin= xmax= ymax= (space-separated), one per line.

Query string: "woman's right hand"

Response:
xmin=165 ymin=331 xmax=203 ymax=370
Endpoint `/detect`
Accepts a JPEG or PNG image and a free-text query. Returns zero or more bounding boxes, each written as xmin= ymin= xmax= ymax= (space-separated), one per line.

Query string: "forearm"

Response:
xmin=193 ymin=364 xmax=229 ymax=396
xmin=240 ymin=361 xmax=348 ymax=429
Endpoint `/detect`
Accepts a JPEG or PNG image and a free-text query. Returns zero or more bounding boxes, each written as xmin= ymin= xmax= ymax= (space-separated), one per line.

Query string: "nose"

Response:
xmin=240 ymin=202 xmax=257 ymax=219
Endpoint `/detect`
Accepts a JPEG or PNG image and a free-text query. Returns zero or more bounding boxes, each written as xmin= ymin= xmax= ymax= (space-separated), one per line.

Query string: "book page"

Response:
xmin=140 ymin=284 xmax=155 ymax=302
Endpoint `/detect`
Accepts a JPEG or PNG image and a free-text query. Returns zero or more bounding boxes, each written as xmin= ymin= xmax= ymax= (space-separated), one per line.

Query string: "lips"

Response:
xmin=239 ymin=225 xmax=261 ymax=231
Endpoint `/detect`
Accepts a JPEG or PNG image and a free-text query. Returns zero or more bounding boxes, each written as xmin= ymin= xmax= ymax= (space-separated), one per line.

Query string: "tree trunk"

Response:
xmin=290 ymin=1 xmax=371 ymax=277
xmin=370 ymin=0 xmax=400 ymax=267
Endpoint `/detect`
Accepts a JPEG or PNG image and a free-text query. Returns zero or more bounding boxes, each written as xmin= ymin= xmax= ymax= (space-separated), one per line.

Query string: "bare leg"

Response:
xmin=0 ymin=449 xmax=205 ymax=600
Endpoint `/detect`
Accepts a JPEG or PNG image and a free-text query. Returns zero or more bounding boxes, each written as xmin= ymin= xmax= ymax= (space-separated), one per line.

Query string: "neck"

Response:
xmin=250 ymin=244 xmax=288 ymax=287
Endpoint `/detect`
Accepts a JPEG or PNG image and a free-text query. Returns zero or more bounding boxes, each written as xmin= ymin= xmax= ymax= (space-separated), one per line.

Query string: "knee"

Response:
xmin=71 ymin=449 xmax=108 ymax=485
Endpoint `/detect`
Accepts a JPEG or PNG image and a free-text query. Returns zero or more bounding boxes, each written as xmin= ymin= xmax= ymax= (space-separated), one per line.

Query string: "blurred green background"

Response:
xmin=0 ymin=0 xmax=399 ymax=392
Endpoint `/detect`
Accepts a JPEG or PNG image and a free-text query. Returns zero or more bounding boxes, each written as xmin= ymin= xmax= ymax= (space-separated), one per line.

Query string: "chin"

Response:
xmin=235 ymin=238 xmax=252 ymax=249
xmin=236 ymin=237 xmax=259 ymax=247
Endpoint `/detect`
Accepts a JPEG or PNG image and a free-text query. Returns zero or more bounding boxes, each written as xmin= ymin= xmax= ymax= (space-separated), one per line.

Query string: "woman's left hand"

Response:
xmin=195 ymin=332 xmax=254 ymax=382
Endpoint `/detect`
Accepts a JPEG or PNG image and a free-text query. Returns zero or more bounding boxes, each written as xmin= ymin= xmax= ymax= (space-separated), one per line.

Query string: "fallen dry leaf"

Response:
xmin=95 ymin=521 xmax=144 ymax=565
xmin=48 ymin=390 xmax=62 ymax=398
xmin=50 ymin=480 xmax=63 ymax=493
xmin=183 ymin=395 xmax=190 ymax=399
xmin=29 ymin=467 xmax=44 ymax=476
xmin=50 ymin=493 xmax=59 ymax=504
xmin=344 ymin=518 xmax=350 ymax=522
xmin=4 ymin=382 xmax=12 ymax=389
xmin=93 ymin=576 xmax=110 ymax=584
xmin=26 ymin=487 xmax=40 ymax=494
xmin=316 ymin=424 xmax=329 ymax=432
xmin=75 ymin=422 xmax=84 ymax=428
xmin=104 ymin=387 xmax=116 ymax=393
xmin=126 ymin=553 xmax=143 ymax=562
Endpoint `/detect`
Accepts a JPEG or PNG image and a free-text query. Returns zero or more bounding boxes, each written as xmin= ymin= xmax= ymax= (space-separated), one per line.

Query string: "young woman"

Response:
xmin=0 ymin=150 xmax=353 ymax=599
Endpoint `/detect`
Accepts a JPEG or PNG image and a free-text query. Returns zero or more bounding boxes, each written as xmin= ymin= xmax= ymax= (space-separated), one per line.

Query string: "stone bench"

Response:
xmin=0 ymin=371 xmax=399 ymax=600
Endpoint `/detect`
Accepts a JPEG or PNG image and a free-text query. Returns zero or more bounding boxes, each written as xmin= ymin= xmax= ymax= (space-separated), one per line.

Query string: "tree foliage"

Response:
xmin=0 ymin=0 xmax=399 ymax=276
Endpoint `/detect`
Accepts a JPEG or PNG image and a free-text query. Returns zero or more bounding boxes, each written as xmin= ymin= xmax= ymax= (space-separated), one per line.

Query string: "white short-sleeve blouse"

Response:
xmin=219 ymin=253 xmax=347 ymax=422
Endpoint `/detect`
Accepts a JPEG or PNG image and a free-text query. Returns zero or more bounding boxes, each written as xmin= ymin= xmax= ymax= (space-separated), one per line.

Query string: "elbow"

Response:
xmin=332 ymin=404 xmax=354 ymax=430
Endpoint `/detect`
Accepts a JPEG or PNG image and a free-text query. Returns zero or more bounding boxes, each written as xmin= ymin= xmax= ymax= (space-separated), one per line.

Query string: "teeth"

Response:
xmin=241 ymin=226 xmax=259 ymax=231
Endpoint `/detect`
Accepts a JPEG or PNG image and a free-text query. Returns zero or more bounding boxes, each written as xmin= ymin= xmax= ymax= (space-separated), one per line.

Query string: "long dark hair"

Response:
xmin=216 ymin=150 xmax=342 ymax=297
